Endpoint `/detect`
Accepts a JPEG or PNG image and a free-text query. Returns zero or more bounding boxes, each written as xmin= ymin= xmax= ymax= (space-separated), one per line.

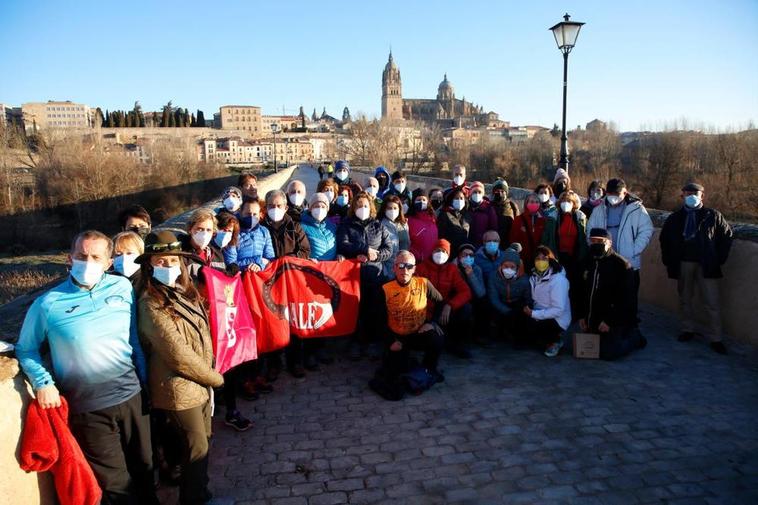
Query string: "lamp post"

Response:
xmin=271 ymin=123 xmax=279 ymax=172
xmin=549 ymin=13 xmax=584 ymax=172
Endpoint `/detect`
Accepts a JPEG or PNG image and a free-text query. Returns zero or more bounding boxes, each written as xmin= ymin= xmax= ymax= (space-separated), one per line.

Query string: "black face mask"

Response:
xmin=493 ymin=193 xmax=506 ymax=203
xmin=128 ymin=226 xmax=150 ymax=240
xmin=590 ymin=243 xmax=609 ymax=258
xmin=553 ymin=182 xmax=568 ymax=195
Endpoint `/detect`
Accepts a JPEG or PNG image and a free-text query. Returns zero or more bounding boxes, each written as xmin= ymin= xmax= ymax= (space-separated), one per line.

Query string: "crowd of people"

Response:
xmin=14 ymin=162 xmax=734 ymax=504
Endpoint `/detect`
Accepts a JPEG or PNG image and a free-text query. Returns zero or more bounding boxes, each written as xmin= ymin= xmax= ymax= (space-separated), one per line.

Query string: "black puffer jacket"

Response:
xmin=577 ymin=251 xmax=636 ymax=330
xmin=437 ymin=207 xmax=471 ymax=254
xmin=337 ymin=216 xmax=392 ymax=284
xmin=660 ymin=207 xmax=732 ymax=279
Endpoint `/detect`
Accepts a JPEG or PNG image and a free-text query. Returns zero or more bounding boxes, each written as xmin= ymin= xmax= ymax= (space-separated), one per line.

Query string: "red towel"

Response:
xmin=20 ymin=397 xmax=101 ymax=505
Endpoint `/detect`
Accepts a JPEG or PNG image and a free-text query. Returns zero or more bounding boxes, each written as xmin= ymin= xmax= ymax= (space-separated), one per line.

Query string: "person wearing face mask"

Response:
xmin=437 ymin=188 xmax=471 ymax=254
xmin=416 ymin=239 xmax=473 ymax=358
xmin=541 ymin=191 xmax=588 ymax=318
xmin=182 ymin=209 xmax=227 ymax=275
xmin=135 ymin=230 xmax=222 ymax=505
xmin=238 ymin=173 xmax=258 ymax=201
xmin=522 ymin=246 xmax=571 ymax=358
xmin=443 ymin=164 xmax=471 ymax=201
xmin=660 ymin=182 xmax=732 ymax=354
xmin=17 ymin=230 xmax=157 ymax=505
xmin=510 ymin=193 xmax=553 ymax=271
xmin=317 ymin=178 xmax=338 ymax=204
xmin=406 ymin=191 xmax=439 ymax=263
xmin=383 ymin=170 xmax=413 ymax=209
xmin=332 ymin=160 xmax=352 ymax=185
xmin=112 ymin=230 xmax=145 ymax=286
xmin=466 ymin=181 xmax=498 ymax=248
xmin=552 ymin=168 xmax=571 ymax=204
xmin=586 ymin=178 xmax=653 ymax=327
xmin=534 ymin=183 xmax=557 ymax=220
xmin=474 ymin=230 xmax=507 ymax=282
xmin=337 ymin=192 xmax=393 ymax=360
xmin=487 ymin=244 xmax=533 ymax=345
xmin=119 ymin=204 xmax=152 ymax=241
xmin=491 ymin=179 xmax=520 ymax=249
xmin=374 ymin=165 xmax=392 ymax=198
xmin=428 ymin=188 xmax=445 ymax=215
xmin=328 ymin=184 xmax=352 ymax=226
xmin=223 ymin=198 xmax=275 ymax=274
xmin=364 ymin=176 xmax=383 ymax=207
xmin=285 ymin=179 xmax=308 ymax=222
xmin=456 ymin=243 xmax=486 ymax=300
xmin=580 ymin=179 xmax=605 ymax=219
xmin=577 ymin=228 xmax=646 ymax=360
xmin=379 ymin=195 xmax=410 ymax=279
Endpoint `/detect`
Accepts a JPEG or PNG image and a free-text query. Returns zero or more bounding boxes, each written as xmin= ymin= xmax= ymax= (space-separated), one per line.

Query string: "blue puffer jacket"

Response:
xmin=300 ymin=212 xmax=337 ymax=260
xmin=337 ymin=216 xmax=392 ymax=284
xmin=223 ymin=224 xmax=275 ymax=270
xmin=474 ymin=246 xmax=507 ymax=286
xmin=380 ymin=217 xmax=410 ymax=279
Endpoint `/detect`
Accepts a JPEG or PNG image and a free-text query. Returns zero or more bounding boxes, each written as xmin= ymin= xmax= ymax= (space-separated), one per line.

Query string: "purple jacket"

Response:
xmin=466 ymin=198 xmax=498 ymax=248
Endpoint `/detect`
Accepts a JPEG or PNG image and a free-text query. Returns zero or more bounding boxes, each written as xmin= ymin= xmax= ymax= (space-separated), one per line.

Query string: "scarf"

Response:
xmin=682 ymin=204 xmax=702 ymax=240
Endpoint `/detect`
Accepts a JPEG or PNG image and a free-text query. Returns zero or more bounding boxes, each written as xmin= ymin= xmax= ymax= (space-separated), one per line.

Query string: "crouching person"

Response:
xmin=487 ymin=243 xmax=532 ymax=346
xmin=379 ymin=251 xmax=446 ymax=384
xmin=136 ymin=231 xmax=224 ymax=505
xmin=578 ymin=228 xmax=647 ymax=360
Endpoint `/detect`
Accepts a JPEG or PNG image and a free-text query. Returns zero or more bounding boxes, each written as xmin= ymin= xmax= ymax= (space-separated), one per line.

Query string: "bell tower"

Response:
xmin=381 ymin=51 xmax=403 ymax=121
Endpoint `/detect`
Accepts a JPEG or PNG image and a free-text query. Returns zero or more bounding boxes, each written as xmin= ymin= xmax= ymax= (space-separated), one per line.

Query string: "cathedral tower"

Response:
xmin=381 ymin=51 xmax=403 ymax=121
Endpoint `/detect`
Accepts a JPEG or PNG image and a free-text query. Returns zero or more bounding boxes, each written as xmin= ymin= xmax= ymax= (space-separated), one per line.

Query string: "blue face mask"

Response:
xmin=240 ymin=216 xmax=258 ymax=229
xmin=336 ymin=195 xmax=349 ymax=207
xmin=484 ymin=241 xmax=500 ymax=255
xmin=684 ymin=194 xmax=701 ymax=208
xmin=460 ymin=256 xmax=475 ymax=267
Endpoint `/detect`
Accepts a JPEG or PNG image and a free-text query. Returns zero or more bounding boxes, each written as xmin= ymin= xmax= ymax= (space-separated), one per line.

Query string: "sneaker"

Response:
xmin=710 ymin=341 xmax=727 ymax=355
xmin=678 ymin=331 xmax=696 ymax=342
xmin=304 ymin=354 xmax=320 ymax=371
xmin=253 ymin=376 xmax=274 ymax=394
xmin=348 ymin=342 xmax=362 ymax=361
xmin=288 ymin=364 xmax=306 ymax=378
xmin=239 ymin=380 xmax=259 ymax=401
xmin=544 ymin=341 xmax=563 ymax=358
xmin=224 ymin=411 xmax=253 ymax=432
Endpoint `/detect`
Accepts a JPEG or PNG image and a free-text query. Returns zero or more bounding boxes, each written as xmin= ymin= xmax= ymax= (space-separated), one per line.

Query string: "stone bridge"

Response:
xmin=1 ymin=165 xmax=757 ymax=505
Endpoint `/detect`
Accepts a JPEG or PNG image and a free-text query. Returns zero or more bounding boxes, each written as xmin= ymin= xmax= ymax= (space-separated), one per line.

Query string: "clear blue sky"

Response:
xmin=1 ymin=0 xmax=756 ymax=131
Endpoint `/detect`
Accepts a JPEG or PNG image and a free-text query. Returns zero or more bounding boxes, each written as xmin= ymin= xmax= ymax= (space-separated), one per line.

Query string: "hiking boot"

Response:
xmin=678 ymin=331 xmax=696 ymax=342
xmin=239 ymin=380 xmax=259 ymax=401
xmin=288 ymin=364 xmax=306 ymax=378
xmin=316 ymin=347 xmax=334 ymax=364
xmin=304 ymin=354 xmax=320 ymax=371
xmin=253 ymin=376 xmax=274 ymax=394
xmin=224 ymin=411 xmax=253 ymax=432
xmin=710 ymin=341 xmax=727 ymax=355
xmin=544 ymin=341 xmax=563 ymax=358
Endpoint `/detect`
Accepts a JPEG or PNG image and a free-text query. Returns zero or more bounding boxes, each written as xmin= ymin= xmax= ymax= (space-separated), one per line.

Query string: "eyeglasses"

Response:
xmin=145 ymin=241 xmax=182 ymax=253
xmin=396 ymin=262 xmax=416 ymax=270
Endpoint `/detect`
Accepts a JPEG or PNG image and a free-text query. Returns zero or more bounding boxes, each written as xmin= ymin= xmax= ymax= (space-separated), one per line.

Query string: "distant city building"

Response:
xmin=380 ymin=52 xmax=495 ymax=128
xmin=20 ymin=101 xmax=93 ymax=132
xmin=586 ymin=118 xmax=607 ymax=131
xmin=198 ymin=136 xmax=314 ymax=165
xmin=262 ymin=115 xmax=302 ymax=135
xmin=219 ymin=105 xmax=262 ymax=135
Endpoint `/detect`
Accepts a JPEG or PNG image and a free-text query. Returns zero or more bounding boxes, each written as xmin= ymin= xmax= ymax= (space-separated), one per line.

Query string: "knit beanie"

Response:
xmin=310 ymin=192 xmax=330 ymax=210
xmin=502 ymin=243 xmax=522 ymax=266
xmin=493 ymin=179 xmax=509 ymax=192
xmin=458 ymin=243 xmax=476 ymax=255
xmin=470 ymin=181 xmax=485 ymax=193
xmin=553 ymin=168 xmax=570 ymax=184
xmin=433 ymin=239 xmax=451 ymax=256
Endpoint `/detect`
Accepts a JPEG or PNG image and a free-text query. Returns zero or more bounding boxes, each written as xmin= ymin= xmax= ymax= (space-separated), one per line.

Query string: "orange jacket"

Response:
xmin=416 ymin=260 xmax=472 ymax=314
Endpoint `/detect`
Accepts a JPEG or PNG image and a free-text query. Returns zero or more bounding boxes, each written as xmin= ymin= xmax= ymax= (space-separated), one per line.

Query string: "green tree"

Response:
xmin=196 ymin=110 xmax=206 ymax=127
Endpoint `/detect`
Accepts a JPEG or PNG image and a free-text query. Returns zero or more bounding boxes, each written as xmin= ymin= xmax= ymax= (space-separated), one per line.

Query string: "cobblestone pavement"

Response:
xmin=184 ymin=303 xmax=757 ymax=505
xmin=162 ymin=167 xmax=758 ymax=504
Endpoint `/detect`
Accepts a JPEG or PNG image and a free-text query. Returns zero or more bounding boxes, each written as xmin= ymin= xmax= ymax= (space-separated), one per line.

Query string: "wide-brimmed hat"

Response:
xmin=135 ymin=230 xmax=203 ymax=264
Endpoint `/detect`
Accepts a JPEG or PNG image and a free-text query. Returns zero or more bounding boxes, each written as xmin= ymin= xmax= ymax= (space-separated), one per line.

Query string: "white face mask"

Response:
xmin=324 ymin=190 xmax=335 ymax=202
xmin=267 ymin=207 xmax=285 ymax=222
xmin=394 ymin=182 xmax=406 ymax=193
xmin=289 ymin=193 xmax=305 ymax=207
xmin=214 ymin=231 xmax=232 ymax=248
xmin=537 ymin=193 xmax=550 ymax=203
xmin=453 ymin=175 xmax=465 ymax=186
xmin=366 ymin=186 xmax=378 ymax=197
xmin=336 ymin=170 xmax=348 ymax=181
xmin=560 ymin=202 xmax=574 ymax=214
xmin=432 ymin=251 xmax=449 ymax=265
xmin=223 ymin=196 xmax=241 ymax=212
xmin=70 ymin=259 xmax=105 ymax=287
xmin=416 ymin=200 xmax=428 ymax=211
xmin=502 ymin=267 xmax=517 ymax=279
xmin=606 ymin=195 xmax=622 ymax=206
xmin=470 ymin=193 xmax=483 ymax=204
xmin=152 ymin=265 xmax=181 ymax=287
xmin=452 ymin=199 xmax=465 ymax=211
xmin=402 ymin=203 xmax=409 ymax=215
xmin=113 ymin=254 xmax=139 ymax=278
xmin=590 ymin=191 xmax=603 ymax=201
xmin=355 ymin=207 xmax=370 ymax=221
xmin=192 ymin=230 xmax=213 ymax=249
xmin=385 ymin=208 xmax=399 ymax=221
xmin=311 ymin=207 xmax=328 ymax=222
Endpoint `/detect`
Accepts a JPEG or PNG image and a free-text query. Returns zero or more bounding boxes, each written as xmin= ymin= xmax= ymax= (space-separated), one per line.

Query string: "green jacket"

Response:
xmin=541 ymin=211 xmax=588 ymax=263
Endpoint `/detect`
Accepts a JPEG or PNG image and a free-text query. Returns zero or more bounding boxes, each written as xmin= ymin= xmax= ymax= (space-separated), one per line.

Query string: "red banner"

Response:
xmin=202 ymin=268 xmax=258 ymax=374
xmin=242 ymin=257 xmax=361 ymax=352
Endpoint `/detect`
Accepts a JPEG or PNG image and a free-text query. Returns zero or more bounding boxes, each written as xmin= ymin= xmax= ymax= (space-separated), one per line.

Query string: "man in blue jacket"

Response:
xmin=16 ymin=230 xmax=157 ymax=505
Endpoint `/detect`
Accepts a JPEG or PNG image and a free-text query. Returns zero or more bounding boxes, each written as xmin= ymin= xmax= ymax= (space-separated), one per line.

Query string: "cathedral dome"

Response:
xmin=437 ymin=74 xmax=454 ymax=100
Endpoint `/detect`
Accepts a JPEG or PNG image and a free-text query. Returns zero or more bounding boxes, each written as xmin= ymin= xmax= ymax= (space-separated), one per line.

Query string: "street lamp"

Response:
xmin=549 ymin=13 xmax=585 ymax=172
xmin=271 ymin=123 xmax=280 ymax=172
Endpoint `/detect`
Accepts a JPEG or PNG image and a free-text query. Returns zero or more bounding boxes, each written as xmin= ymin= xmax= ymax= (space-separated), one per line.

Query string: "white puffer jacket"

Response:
xmin=586 ymin=196 xmax=653 ymax=270
xmin=529 ymin=268 xmax=571 ymax=330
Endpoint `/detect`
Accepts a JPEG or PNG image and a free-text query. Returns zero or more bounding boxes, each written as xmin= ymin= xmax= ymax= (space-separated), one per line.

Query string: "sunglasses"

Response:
xmin=145 ymin=241 xmax=182 ymax=253
xmin=396 ymin=262 xmax=416 ymax=270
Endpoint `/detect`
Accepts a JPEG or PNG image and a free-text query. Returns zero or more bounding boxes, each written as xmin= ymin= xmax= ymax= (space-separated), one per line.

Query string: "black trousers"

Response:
xmin=383 ymin=328 xmax=445 ymax=376
xmin=520 ymin=317 xmax=563 ymax=347
xmin=69 ymin=391 xmax=158 ymax=505
xmin=631 ymin=269 xmax=641 ymax=326
xmin=164 ymin=401 xmax=212 ymax=505
xmin=438 ymin=303 xmax=473 ymax=346
xmin=597 ymin=326 xmax=644 ymax=361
